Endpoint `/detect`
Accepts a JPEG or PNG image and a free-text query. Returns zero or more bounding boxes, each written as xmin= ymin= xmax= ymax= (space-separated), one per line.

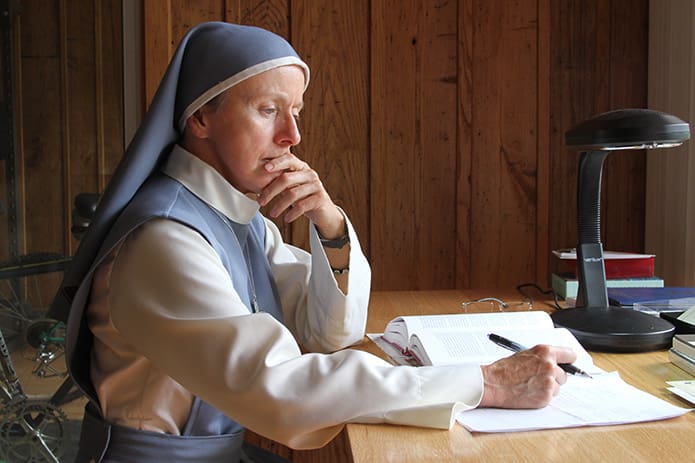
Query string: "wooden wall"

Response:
xmin=0 ymin=0 xmax=122 ymax=318
xmin=1 ymin=0 xmax=648 ymax=297
xmin=646 ymin=0 xmax=695 ymax=287
xmin=1 ymin=0 xmax=122 ymax=259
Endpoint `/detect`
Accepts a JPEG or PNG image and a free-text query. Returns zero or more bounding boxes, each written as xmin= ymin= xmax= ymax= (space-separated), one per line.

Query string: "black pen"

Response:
xmin=487 ymin=333 xmax=593 ymax=378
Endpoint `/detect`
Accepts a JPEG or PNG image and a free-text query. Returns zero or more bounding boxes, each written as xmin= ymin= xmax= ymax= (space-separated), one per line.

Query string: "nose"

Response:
xmin=275 ymin=112 xmax=301 ymax=146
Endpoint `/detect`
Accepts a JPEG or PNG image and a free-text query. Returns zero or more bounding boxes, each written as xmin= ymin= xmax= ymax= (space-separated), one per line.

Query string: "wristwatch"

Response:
xmin=319 ymin=230 xmax=350 ymax=249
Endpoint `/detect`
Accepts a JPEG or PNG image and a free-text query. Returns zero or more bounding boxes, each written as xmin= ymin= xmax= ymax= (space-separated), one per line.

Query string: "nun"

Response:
xmin=53 ymin=21 xmax=577 ymax=463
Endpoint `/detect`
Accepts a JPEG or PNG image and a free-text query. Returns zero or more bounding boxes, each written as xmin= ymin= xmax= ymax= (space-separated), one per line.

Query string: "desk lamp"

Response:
xmin=550 ymin=108 xmax=690 ymax=352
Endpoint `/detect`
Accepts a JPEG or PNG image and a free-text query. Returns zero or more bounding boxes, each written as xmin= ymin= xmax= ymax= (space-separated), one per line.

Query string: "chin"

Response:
xmin=246 ymin=179 xmax=272 ymax=195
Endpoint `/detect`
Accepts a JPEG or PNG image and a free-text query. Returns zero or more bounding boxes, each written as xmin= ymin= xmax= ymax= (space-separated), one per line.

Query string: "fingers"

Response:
xmin=257 ymin=153 xmax=345 ymax=237
xmin=263 ymin=152 xmax=307 ymax=175
xmin=270 ymin=181 xmax=321 ymax=222
xmin=258 ymin=153 xmax=318 ymax=210
xmin=260 ymin=169 xmax=323 ymax=220
xmin=479 ymin=344 xmax=576 ymax=409
xmin=551 ymin=345 xmax=578 ymax=365
xmin=257 ymin=153 xmax=336 ymax=225
xmin=528 ymin=344 xmax=575 ymax=385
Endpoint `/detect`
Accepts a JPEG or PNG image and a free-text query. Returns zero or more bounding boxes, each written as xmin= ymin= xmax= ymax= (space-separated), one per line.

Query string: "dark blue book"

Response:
xmin=607 ymin=287 xmax=695 ymax=307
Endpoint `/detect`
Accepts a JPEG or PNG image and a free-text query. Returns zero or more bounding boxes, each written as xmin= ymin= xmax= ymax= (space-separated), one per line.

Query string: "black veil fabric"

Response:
xmin=48 ymin=21 xmax=309 ymax=322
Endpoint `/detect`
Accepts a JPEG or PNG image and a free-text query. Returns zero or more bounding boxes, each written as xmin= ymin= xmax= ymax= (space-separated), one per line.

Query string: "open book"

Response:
xmin=372 ymin=311 xmax=595 ymax=372
xmin=369 ymin=310 xmax=692 ymax=432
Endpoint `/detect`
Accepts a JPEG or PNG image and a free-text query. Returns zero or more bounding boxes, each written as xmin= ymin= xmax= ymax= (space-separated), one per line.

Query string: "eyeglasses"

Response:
xmin=460 ymin=297 xmax=533 ymax=313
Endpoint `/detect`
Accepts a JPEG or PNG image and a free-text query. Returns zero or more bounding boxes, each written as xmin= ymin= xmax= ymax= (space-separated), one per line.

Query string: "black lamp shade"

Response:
xmin=565 ymin=108 xmax=690 ymax=150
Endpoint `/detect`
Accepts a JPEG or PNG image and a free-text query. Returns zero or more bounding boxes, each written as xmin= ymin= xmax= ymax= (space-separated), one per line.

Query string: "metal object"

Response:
xmin=0 ymin=400 xmax=67 ymax=462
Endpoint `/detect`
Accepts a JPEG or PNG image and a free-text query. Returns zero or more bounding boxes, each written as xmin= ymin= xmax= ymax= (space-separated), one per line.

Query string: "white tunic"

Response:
xmin=87 ymin=146 xmax=484 ymax=450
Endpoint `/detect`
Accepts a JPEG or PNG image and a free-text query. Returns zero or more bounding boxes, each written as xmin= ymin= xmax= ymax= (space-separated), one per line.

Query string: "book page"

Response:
xmin=552 ymin=249 xmax=655 ymax=259
xmin=381 ymin=311 xmax=554 ymax=353
xmin=673 ymin=334 xmax=695 ymax=357
xmin=398 ymin=310 xmax=554 ymax=334
xmin=409 ymin=327 xmax=595 ymax=371
xmin=375 ymin=311 xmax=595 ymax=368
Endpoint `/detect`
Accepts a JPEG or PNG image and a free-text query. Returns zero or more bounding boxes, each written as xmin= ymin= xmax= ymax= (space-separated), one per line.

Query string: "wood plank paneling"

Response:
xmin=62 ymin=0 xmax=97 ymax=250
xmin=536 ymin=0 xmax=551 ymax=286
xmin=5 ymin=0 xmax=122 ymax=310
xmin=143 ymin=0 xmax=172 ymax=105
xmin=97 ymin=0 xmax=124 ymax=198
xmin=230 ymin=0 xmax=290 ymax=36
xmin=13 ymin=0 xmax=65 ymax=308
xmin=291 ymin=1 xmax=370 ymax=256
xmin=646 ymin=0 xmax=695 ymax=287
xmin=456 ymin=0 xmax=473 ymax=288
xmin=170 ymin=0 xmax=223 ymax=45
xmin=18 ymin=0 xmax=64 ymax=254
xmin=371 ymin=0 xmax=458 ymax=290
xmin=468 ymin=0 xmax=539 ymax=288
xmin=602 ymin=1 xmax=647 ymax=253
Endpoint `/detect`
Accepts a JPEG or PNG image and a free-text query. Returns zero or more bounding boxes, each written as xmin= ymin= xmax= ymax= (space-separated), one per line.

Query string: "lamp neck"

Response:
xmin=577 ymin=150 xmax=608 ymax=244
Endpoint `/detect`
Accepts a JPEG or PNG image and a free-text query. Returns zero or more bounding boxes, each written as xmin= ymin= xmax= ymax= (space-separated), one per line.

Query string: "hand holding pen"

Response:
xmin=488 ymin=333 xmax=593 ymax=379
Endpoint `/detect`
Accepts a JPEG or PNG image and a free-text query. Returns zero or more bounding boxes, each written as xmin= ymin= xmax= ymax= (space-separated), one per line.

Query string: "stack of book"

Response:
xmin=669 ymin=334 xmax=695 ymax=376
xmin=551 ymin=249 xmax=663 ymax=301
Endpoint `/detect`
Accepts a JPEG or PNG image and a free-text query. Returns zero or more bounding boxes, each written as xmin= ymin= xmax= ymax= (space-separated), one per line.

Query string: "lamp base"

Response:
xmin=550 ymin=306 xmax=675 ymax=352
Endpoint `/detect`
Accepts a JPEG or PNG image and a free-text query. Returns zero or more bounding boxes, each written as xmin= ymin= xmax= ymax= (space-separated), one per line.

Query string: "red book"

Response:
xmin=552 ymin=249 xmax=655 ymax=279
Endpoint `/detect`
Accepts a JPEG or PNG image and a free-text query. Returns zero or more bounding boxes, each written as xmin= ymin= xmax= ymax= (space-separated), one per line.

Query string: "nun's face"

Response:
xmin=193 ymin=65 xmax=305 ymax=194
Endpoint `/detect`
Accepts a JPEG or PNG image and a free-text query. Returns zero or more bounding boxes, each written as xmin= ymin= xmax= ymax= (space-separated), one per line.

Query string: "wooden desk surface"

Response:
xmin=341 ymin=290 xmax=695 ymax=463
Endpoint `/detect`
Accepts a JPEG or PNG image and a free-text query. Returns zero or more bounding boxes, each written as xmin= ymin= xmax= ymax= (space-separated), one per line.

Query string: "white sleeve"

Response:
xmin=263 ymin=210 xmax=371 ymax=353
xmin=109 ymin=219 xmax=484 ymax=450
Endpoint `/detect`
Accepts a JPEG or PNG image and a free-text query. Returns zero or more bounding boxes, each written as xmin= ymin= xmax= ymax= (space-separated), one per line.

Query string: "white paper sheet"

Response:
xmin=457 ymin=371 xmax=692 ymax=433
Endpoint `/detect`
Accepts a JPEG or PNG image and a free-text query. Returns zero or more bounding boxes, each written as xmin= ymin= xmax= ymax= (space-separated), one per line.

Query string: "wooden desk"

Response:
xmin=334 ymin=290 xmax=694 ymax=463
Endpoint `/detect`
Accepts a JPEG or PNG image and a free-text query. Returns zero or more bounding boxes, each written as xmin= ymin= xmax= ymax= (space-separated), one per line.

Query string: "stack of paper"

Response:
xmin=457 ymin=371 xmax=692 ymax=433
